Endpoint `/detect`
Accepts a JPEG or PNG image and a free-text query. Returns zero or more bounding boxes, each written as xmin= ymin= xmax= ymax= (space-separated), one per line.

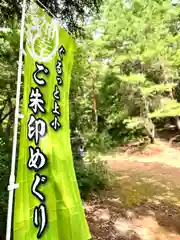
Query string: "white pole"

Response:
xmin=6 ymin=0 xmax=27 ymax=239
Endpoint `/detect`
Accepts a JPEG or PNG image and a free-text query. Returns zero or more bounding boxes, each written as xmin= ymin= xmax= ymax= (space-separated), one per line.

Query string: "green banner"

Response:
xmin=13 ymin=2 xmax=91 ymax=240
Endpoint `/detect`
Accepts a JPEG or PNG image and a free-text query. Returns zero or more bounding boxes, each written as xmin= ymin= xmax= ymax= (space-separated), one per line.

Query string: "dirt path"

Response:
xmin=105 ymin=140 xmax=180 ymax=184
xmin=85 ymin=140 xmax=180 ymax=240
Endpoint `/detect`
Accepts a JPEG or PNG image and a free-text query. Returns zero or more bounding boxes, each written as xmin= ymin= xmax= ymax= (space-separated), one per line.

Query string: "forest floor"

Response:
xmin=85 ymin=131 xmax=180 ymax=240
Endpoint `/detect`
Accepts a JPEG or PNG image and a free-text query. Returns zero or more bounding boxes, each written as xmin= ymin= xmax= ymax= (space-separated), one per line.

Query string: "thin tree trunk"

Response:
xmin=175 ymin=116 xmax=180 ymax=130
xmin=92 ymin=77 xmax=98 ymax=130
xmin=142 ymin=93 xmax=155 ymax=143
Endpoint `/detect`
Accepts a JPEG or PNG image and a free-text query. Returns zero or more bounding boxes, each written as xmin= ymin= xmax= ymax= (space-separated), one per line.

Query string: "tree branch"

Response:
xmin=0 ymin=94 xmax=23 ymax=124
xmin=0 ymin=98 xmax=8 ymax=120
xmin=0 ymin=107 xmax=15 ymax=124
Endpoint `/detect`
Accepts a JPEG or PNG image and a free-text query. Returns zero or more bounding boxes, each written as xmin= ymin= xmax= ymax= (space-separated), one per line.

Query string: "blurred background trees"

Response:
xmin=71 ymin=0 xmax=180 ymax=148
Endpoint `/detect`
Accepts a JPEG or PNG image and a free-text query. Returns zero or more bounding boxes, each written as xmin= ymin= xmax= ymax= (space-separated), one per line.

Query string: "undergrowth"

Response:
xmin=75 ymin=152 xmax=113 ymax=199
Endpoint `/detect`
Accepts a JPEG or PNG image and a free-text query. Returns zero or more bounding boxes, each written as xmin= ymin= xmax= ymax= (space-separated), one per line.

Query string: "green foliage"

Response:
xmin=141 ymin=83 xmax=178 ymax=96
xmin=70 ymin=0 xmax=180 ymax=146
xmin=0 ymin=138 xmax=11 ymax=237
xmin=75 ymin=154 xmax=112 ymax=199
xmin=85 ymin=131 xmax=113 ymax=152
xmin=0 ymin=0 xmax=103 ymax=35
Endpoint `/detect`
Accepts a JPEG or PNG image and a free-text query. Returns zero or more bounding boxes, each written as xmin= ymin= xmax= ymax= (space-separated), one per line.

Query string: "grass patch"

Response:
xmin=113 ymin=172 xmax=166 ymax=207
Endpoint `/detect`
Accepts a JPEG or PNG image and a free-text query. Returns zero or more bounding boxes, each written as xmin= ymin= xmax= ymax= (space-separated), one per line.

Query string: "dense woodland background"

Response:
xmin=0 ymin=0 xmax=180 ymax=238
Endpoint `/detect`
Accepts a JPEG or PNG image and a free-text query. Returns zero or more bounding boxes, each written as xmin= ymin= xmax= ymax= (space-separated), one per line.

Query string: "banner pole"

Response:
xmin=6 ymin=0 xmax=27 ymax=239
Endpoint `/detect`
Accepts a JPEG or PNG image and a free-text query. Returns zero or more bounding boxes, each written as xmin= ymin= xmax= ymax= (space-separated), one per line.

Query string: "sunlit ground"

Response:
xmin=86 ymin=140 xmax=180 ymax=240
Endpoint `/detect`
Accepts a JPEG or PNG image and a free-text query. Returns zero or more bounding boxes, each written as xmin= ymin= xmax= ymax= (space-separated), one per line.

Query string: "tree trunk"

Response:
xmin=92 ymin=77 xmax=98 ymax=130
xmin=142 ymin=93 xmax=155 ymax=143
xmin=149 ymin=124 xmax=155 ymax=144
xmin=144 ymin=118 xmax=155 ymax=144
xmin=175 ymin=115 xmax=180 ymax=131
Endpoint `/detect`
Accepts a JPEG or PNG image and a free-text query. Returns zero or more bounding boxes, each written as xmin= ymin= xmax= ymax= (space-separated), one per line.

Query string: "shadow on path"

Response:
xmin=86 ymin=141 xmax=180 ymax=239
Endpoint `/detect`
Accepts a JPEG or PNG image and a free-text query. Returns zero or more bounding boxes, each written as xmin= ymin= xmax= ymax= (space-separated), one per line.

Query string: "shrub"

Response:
xmin=75 ymin=152 xmax=112 ymax=199
xmin=85 ymin=131 xmax=114 ymax=153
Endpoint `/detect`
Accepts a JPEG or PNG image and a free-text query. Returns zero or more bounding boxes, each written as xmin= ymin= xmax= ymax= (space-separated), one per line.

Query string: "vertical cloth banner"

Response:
xmin=13 ymin=2 xmax=91 ymax=240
